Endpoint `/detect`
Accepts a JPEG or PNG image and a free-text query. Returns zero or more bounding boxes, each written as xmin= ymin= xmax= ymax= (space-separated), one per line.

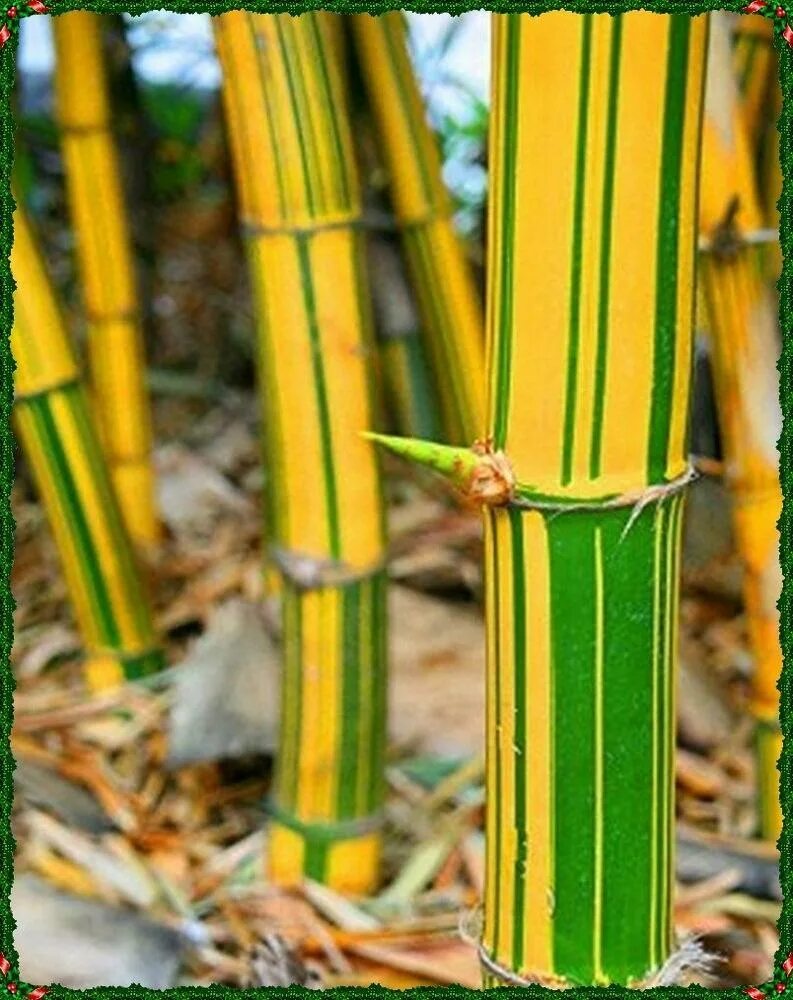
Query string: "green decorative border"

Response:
xmin=0 ymin=1 xmax=790 ymax=996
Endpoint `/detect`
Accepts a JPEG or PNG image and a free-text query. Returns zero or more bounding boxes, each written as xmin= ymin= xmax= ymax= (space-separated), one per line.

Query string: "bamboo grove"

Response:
xmin=9 ymin=5 xmax=787 ymax=990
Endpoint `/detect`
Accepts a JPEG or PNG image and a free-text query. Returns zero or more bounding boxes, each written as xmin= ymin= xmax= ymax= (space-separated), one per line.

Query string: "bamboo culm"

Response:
xmin=11 ymin=201 xmax=163 ymax=691
xmin=53 ymin=11 xmax=159 ymax=549
xmin=351 ymin=13 xmax=486 ymax=446
xmin=700 ymin=13 xmax=783 ymax=841
xmin=214 ymin=11 xmax=387 ymax=894
xmin=374 ymin=11 xmax=708 ymax=984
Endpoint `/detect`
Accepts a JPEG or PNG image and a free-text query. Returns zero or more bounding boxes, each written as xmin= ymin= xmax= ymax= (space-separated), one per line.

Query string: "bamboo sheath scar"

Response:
xmin=700 ymin=14 xmax=783 ymax=840
xmin=11 ymin=204 xmax=162 ymax=692
xmin=351 ymin=13 xmax=485 ymax=445
xmin=482 ymin=13 xmax=708 ymax=985
xmin=214 ymin=12 xmax=386 ymax=893
xmin=53 ymin=11 xmax=159 ymax=548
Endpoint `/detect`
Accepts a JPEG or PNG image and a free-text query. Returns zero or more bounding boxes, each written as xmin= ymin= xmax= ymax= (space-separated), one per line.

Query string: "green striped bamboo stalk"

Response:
xmin=214 ymin=11 xmax=387 ymax=894
xmin=369 ymin=233 xmax=443 ymax=441
xmin=732 ymin=12 xmax=774 ymax=148
xmin=11 ymin=200 xmax=162 ymax=692
xmin=374 ymin=11 xmax=708 ymax=985
xmin=53 ymin=11 xmax=159 ymax=549
xmin=732 ymin=13 xmax=782 ymax=281
xmin=347 ymin=76 xmax=443 ymax=442
xmin=700 ymin=13 xmax=783 ymax=841
xmin=351 ymin=13 xmax=486 ymax=445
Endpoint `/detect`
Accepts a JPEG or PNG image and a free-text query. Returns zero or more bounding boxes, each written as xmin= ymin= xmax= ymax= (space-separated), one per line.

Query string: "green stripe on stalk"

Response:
xmin=247 ymin=20 xmax=288 ymax=219
xmin=67 ymin=384 xmax=152 ymax=639
xmin=338 ymin=578 xmax=362 ymax=819
xmin=297 ymin=235 xmax=341 ymax=559
xmin=648 ymin=16 xmax=693 ymax=480
xmin=307 ymin=15 xmax=352 ymax=210
xmin=561 ymin=15 xmax=593 ymax=487
xmin=589 ymin=17 xmax=623 ymax=480
xmin=275 ymin=18 xmax=317 ymax=216
xmin=25 ymin=391 xmax=120 ymax=646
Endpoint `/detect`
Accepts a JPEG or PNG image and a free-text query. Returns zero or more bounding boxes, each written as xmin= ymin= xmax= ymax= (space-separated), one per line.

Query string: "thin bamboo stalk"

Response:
xmin=11 ymin=201 xmax=163 ymax=691
xmin=351 ymin=13 xmax=486 ymax=445
xmin=369 ymin=236 xmax=443 ymax=441
xmin=732 ymin=12 xmax=774 ymax=148
xmin=758 ymin=65 xmax=783 ymax=281
xmin=338 ymin=21 xmax=442 ymax=441
xmin=699 ymin=14 xmax=783 ymax=841
xmin=375 ymin=11 xmax=708 ymax=984
xmin=214 ymin=11 xmax=387 ymax=894
xmin=52 ymin=11 xmax=159 ymax=548
xmin=732 ymin=13 xmax=782 ymax=281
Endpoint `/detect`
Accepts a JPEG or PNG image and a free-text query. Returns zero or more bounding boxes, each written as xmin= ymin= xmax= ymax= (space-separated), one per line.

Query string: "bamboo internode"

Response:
xmin=215 ymin=11 xmax=387 ymax=893
xmin=53 ymin=11 xmax=159 ymax=549
xmin=11 ymin=202 xmax=163 ymax=692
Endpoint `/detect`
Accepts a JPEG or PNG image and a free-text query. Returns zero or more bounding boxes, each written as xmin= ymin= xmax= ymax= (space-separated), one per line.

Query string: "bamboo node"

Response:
xmin=630 ymin=935 xmax=724 ymax=987
xmin=265 ymin=799 xmax=383 ymax=843
xmin=699 ymin=195 xmax=778 ymax=258
xmin=270 ymin=548 xmax=385 ymax=591
xmin=467 ymin=439 xmax=516 ymax=506
xmin=512 ymin=466 xmax=698 ymax=526
xmin=477 ymin=945 xmax=569 ymax=989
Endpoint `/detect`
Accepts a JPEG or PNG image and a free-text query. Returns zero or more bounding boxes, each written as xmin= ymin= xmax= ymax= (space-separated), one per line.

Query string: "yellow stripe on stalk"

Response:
xmin=215 ymin=11 xmax=387 ymax=893
xmin=12 ymin=201 xmax=162 ymax=691
xmin=699 ymin=13 xmax=783 ymax=840
xmin=520 ymin=511 xmax=553 ymax=974
xmin=53 ymin=12 xmax=159 ymax=548
xmin=351 ymin=13 xmax=486 ymax=445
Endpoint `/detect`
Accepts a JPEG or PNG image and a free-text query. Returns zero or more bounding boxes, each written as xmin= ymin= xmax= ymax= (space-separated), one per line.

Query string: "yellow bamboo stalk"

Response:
xmin=52 ymin=11 xmax=159 ymax=548
xmin=351 ymin=13 xmax=486 ymax=445
xmin=214 ymin=11 xmax=387 ymax=894
xmin=11 ymin=200 xmax=162 ymax=691
xmin=700 ymin=13 xmax=783 ymax=840
xmin=732 ymin=13 xmax=782 ymax=281
xmin=732 ymin=12 xmax=774 ymax=148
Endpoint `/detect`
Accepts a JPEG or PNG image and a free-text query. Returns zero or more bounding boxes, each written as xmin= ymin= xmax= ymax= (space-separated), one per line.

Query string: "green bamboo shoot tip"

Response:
xmin=364 ymin=431 xmax=515 ymax=505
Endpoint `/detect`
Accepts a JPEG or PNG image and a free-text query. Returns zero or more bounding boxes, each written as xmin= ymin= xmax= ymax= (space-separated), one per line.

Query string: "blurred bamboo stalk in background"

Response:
xmin=369 ymin=232 xmax=443 ymax=441
xmin=214 ymin=11 xmax=387 ymax=894
xmin=732 ymin=13 xmax=782 ymax=282
xmin=345 ymin=64 xmax=443 ymax=442
xmin=700 ymin=14 xmax=783 ymax=841
xmin=53 ymin=11 xmax=159 ymax=548
xmin=732 ymin=12 xmax=774 ymax=146
xmin=11 ymin=202 xmax=163 ymax=692
xmin=351 ymin=13 xmax=486 ymax=445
